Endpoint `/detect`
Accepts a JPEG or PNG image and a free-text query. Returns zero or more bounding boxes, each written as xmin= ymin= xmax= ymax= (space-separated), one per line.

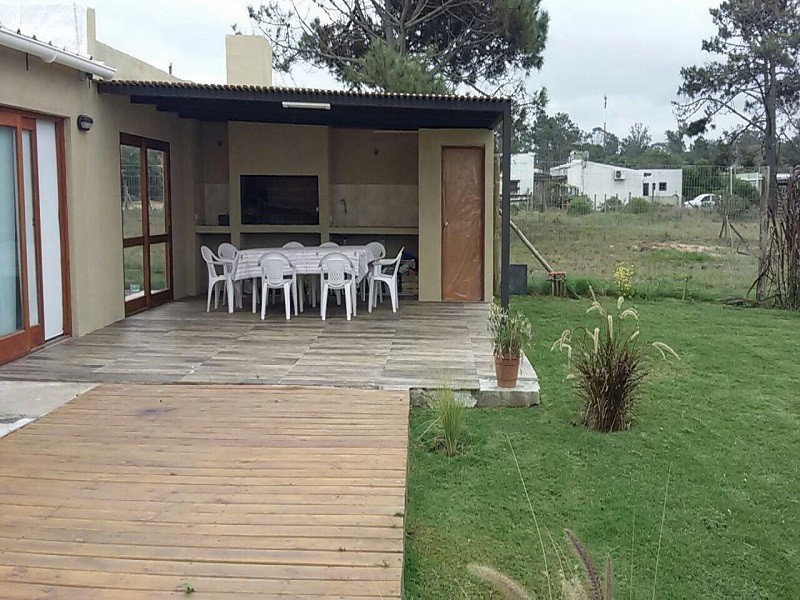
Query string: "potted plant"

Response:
xmin=488 ymin=304 xmax=532 ymax=388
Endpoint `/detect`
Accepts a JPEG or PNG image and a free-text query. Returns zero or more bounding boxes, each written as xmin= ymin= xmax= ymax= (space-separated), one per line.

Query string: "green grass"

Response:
xmin=512 ymin=210 xmax=759 ymax=300
xmin=403 ymin=296 xmax=800 ymax=599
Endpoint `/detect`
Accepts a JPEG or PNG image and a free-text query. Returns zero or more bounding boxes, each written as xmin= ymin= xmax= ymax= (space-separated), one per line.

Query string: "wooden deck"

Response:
xmin=0 ymin=299 xmax=496 ymax=389
xmin=0 ymin=384 xmax=409 ymax=598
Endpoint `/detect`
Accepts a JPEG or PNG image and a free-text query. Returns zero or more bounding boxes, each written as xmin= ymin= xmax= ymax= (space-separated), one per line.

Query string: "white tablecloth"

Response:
xmin=234 ymin=246 xmax=376 ymax=282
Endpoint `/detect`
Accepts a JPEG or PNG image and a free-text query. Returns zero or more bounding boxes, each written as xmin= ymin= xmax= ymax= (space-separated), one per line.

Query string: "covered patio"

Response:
xmin=0 ymin=299 xmax=538 ymax=405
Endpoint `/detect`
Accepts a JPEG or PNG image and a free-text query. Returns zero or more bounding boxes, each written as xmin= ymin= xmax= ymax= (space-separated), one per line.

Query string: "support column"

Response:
xmin=500 ymin=110 xmax=512 ymax=309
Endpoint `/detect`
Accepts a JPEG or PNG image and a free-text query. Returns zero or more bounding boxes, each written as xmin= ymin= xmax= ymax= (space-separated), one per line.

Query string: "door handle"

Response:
xmin=444 ymin=221 xmax=449 ymax=228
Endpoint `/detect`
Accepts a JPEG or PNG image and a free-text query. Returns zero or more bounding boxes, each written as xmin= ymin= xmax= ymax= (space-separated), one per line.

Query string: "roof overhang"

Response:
xmin=98 ymin=81 xmax=511 ymax=130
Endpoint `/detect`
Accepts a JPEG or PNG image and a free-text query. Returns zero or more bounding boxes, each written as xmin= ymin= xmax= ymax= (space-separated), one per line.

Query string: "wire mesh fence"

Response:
xmin=508 ymin=156 xmax=772 ymax=216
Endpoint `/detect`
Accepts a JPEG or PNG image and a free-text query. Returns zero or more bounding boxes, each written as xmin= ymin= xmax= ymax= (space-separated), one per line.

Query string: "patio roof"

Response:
xmin=98 ymin=80 xmax=510 ymax=130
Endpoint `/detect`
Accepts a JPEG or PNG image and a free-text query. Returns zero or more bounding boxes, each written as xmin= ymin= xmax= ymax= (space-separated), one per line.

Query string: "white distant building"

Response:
xmin=509 ymin=153 xmax=536 ymax=197
xmin=550 ymin=153 xmax=682 ymax=208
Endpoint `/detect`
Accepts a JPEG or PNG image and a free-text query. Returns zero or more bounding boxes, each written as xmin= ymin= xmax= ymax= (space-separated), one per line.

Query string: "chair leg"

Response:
xmin=227 ymin=279 xmax=235 ymax=314
xmin=260 ymin=283 xmax=268 ymax=320
xmin=390 ymin=279 xmax=398 ymax=312
xmin=344 ymin=284 xmax=352 ymax=321
xmin=368 ymin=279 xmax=375 ymax=313
xmin=283 ymin=284 xmax=292 ymax=320
xmin=335 ymin=289 xmax=341 ymax=306
xmin=214 ymin=284 xmax=220 ymax=309
xmin=207 ymin=283 xmax=214 ymax=312
xmin=320 ymin=283 xmax=329 ymax=320
xmin=252 ymin=278 xmax=258 ymax=313
xmin=351 ymin=282 xmax=357 ymax=317
xmin=292 ymin=280 xmax=299 ymax=316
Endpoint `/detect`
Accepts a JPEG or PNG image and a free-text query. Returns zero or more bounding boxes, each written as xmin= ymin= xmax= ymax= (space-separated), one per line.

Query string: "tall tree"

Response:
xmin=676 ymin=0 xmax=800 ymax=300
xmin=247 ymin=0 xmax=549 ymax=96
xmin=620 ymin=123 xmax=652 ymax=158
xmin=529 ymin=112 xmax=583 ymax=164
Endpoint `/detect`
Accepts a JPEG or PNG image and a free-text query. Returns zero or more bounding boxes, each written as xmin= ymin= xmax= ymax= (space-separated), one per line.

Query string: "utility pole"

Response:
xmin=603 ymin=95 xmax=608 ymax=147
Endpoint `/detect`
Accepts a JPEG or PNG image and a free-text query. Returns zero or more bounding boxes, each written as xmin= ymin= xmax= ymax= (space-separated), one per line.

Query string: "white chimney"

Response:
xmin=226 ymin=35 xmax=272 ymax=87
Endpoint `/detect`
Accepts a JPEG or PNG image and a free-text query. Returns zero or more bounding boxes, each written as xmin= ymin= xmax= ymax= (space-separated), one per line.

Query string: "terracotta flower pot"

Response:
xmin=494 ymin=354 xmax=521 ymax=388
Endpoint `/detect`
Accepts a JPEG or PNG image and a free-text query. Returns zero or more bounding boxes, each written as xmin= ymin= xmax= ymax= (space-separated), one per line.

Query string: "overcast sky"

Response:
xmin=9 ymin=0 xmax=725 ymax=141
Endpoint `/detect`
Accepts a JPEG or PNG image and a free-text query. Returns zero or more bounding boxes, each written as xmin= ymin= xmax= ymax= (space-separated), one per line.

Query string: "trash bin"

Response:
xmin=509 ymin=264 xmax=528 ymax=295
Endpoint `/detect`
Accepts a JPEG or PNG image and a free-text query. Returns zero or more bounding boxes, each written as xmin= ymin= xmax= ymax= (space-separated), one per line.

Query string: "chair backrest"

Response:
xmin=201 ymin=245 xmax=223 ymax=279
xmin=218 ymin=243 xmax=238 ymax=260
xmin=387 ymin=247 xmax=405 ymax=278
xmin=282 ymin=241 xmax=304 ymax=249
xmin=320 ymin=252 xmax=353 ymax=288
xmin=319 ymin=241 xmax=339 ymax=248
xmin=366 ymin=241 xmax=386 ymax=261
xmin=217 ymin=243 xmax=239 ymax=277
xmin=259 ymin=252 xmax=293 ymax=287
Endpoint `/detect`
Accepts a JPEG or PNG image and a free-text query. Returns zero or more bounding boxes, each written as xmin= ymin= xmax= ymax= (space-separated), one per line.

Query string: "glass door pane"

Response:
xmin=22 ymin=130 xmax=39 ymax=327
xmin=123 ymin=246 xmax=145 ymax=300
xmin=120 ymin=144 xmax=142 ymax=239
xmin=0 ymin=126 xmax=23 ymax=338
xmin=147 ymin=149 xmax=166 ymax=236
xmin=149 ymin=242 xmax=169 ymax=294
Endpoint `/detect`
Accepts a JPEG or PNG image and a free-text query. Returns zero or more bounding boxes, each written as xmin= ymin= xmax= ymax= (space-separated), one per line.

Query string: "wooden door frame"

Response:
xmin=440 ymin=145 xmax=485 ymax=302
xmin=120 ymin=133 xmax=173 ymax=317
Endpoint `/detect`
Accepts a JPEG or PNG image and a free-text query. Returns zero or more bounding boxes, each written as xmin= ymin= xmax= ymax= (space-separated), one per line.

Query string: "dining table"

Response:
xmin=228 ymin=245 xmax=379 ymax=315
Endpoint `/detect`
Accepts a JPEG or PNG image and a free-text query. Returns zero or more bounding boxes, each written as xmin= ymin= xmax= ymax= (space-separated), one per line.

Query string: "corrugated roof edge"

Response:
xmin=99 ymin=79 xmax=511 ymax=104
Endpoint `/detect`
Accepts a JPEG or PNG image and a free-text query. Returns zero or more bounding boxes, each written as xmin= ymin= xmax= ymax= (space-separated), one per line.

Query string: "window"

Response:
xmin=658 ymin=182 xmax=667 ymax=192
xmin=643 ymin=182 xmax=649 ymax=196
xmin=510 ymin=180 xmax=520 ymax=195
xmin=241 ymin=175 xmax=319 ymax=225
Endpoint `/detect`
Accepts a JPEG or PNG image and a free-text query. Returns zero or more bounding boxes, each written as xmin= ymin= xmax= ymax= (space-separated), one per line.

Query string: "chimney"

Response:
xmin=226 ymin=35 xmax=272 ymax=87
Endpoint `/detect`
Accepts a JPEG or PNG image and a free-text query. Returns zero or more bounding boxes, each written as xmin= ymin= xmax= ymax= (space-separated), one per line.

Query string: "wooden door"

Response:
xmin=441 ymin=146 xmax=484 ymax=301
xmin=120 ymin=134 xmax=173 ymax=316
xmin=0 ymin=112 xmax=46 ymax=363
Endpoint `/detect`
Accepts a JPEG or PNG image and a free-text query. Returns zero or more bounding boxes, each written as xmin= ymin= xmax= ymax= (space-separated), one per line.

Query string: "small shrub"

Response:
xmin=613 ymin=263 xmax=635 ymax=298
xmin=552 ymin=291 xmax=678 ymax=431
xmin=567 ymin=195 xmax=592 ymax=215
xmin=603 ymin=196 xmax=623 ymax=212
xmin=626 ymin=197 xmax=651 ymax=214
xmin=434 ymin=387 xmax=466 ymax=457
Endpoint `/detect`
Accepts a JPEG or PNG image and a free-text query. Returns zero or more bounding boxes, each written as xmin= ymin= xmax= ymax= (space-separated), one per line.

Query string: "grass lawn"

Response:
xmin=404 ymin=296 xmax=800 ymax=598
xmin=511 ymin=210 xmax=759 ymax=300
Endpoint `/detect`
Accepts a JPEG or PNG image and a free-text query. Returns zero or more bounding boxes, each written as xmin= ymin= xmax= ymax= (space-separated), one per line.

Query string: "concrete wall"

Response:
xmin=328 ymin=129 xmax=418 ymax=228
xmin=226 ymin=35 xmax=272 ymax=87
xmin=0 ymin=44 xmax=199 ymax=336
xmin=418 ymin=129 xmax=495 ymax=302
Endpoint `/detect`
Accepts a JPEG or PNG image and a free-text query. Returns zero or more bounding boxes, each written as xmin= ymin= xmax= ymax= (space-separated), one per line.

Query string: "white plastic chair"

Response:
xmin=282 ymin=241 xmax=304 ymax=249
xmin=369 ymin=247 xmax=404 ymax=313
xmin=363 ymin=241 xmax=386 ymax=301
xmin=200 ymin=246 xmax=230 ymax=312
xmin=217 ymin=243 xmax=242 ymax=312
xmin=319 ymin=252 xmax=355 ymax=321
xmin=282 ymin=242 xmax=309 ymax=308
xmin=259 ymin=252 xmax=299 ymax=320
xmin=319 ymin=241 xmax=339 ymax=248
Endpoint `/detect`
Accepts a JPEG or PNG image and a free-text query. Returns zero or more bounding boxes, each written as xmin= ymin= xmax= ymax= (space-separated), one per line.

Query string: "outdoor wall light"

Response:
xmin=281 ymin=101 xmax=331 ymax=110
xmin=77 ymin=115 xmax=94 ymax=132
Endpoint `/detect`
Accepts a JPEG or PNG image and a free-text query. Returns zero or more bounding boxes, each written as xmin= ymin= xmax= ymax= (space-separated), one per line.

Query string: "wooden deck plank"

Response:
xmin=0 ymin=384 xmax=409 ymax=598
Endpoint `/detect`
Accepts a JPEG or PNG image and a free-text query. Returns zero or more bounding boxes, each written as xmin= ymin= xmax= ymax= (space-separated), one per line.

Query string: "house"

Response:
xmin=0 ymin=6 xmax=515 ymax=365
xmin=550 ymin=153 xmax=683 ymax=208
xmin=509 ymin=152 xmax=536 ymax=198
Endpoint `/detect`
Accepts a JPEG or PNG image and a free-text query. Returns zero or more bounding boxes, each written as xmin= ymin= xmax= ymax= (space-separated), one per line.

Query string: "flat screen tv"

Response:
xmin=240 ymin=175 xmax=319 ymax=225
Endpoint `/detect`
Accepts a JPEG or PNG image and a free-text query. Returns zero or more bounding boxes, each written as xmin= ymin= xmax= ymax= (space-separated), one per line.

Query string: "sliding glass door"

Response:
xmin=120 ymin=134 xmax=172 ymax=315
xmin=0 ymin=113 xmax=44 ymax=362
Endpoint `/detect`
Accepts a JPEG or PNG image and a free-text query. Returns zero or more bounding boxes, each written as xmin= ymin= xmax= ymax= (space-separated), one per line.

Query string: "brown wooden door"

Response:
xmin=0 ymin=112 xmax=45 ymax=364
xmin=441 ymin=146 xmax=484 ymax=301
xmin=120 ymin=134 xmax=173 ymax=316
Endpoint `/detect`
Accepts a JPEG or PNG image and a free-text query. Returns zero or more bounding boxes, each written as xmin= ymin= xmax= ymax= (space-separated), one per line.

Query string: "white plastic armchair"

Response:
xmin=217 ymin=243 xmax=242 ymax=312
xmin=319 ymin=241 xmax=339 ymax=248
xmin=282 ymin=241 xmax=304 ymax=249
xmin=200 ymin=246 xmax=230 ymax=312
xmin=369 ymin=247 xmax=404 ymax=313
xmin=363 ymin=241 xmax=386 ymax=301
xmin=319 ymin=252 xmax=355 ymax=321
xmin=258 ymin=252 xmax=299 ymax=320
